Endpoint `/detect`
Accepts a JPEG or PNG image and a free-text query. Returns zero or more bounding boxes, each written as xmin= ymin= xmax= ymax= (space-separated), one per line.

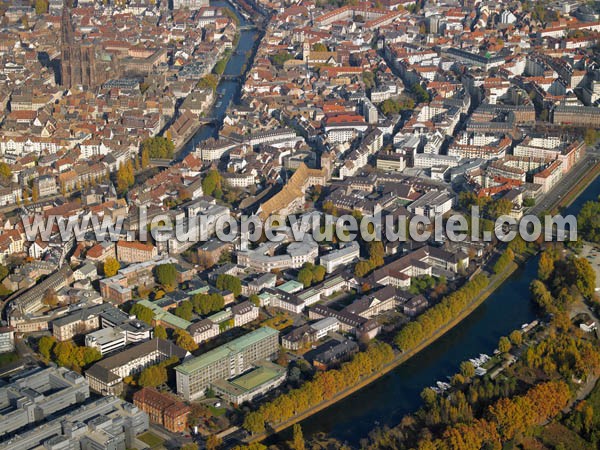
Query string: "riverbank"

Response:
xmin=247 ymin=261 xmax=520 ymax=444
xmin=556 ymin=161 xmax=600 ymax=212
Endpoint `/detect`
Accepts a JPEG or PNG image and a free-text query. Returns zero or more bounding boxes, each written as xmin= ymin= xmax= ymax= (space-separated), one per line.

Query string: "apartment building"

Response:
xmin=116 ymin=240 xmax=158 ymax=264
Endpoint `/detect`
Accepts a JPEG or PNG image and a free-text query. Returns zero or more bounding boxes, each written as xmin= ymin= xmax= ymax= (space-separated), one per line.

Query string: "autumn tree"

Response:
xmin=138 ymin=364 xmax=167 ymax=387
xmin=291 ymin=424 xmax=305 ymax=450
xmin=509 ymin=330 xmax=523 ymax=346
xmin=205 ymin=434 xmax=222 ymax=450
xmin=460 ymin=361 xmax=475 ymax=379
xmin=103 ymin=257 xmax=120 ymax=277
xmin=498 ymin=336 xmax=511 ymax=353
xmin=174 ymin=328 xmax=198 ymax=352
xmin=538 ymin=251 xmax=555 ymax=281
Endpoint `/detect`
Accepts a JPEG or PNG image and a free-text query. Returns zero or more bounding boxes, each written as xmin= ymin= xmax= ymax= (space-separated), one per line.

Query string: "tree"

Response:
xmin=538 ymin=251 xmax=555 ymax=281
xmin=570 ymin=256 xmax=596 ymax=298
xmin=291 ymin=424 xmax=305 ymax=450
xmin=130 ymin=303 xmax=154 ymax=325
xmin=138 ymin=364 xmax=167 ymax=387
xmin=35 ymin=0 xmax=49 ymax=14
xmin=249 ymin=294 xmax=261 ymax=307
xmin=104 ymin=257 xmax=120 ymax=277
xmin=354 ymin=260 xmax=374 ymax=278
xmin=155 ymin=263 xmax=177 ymax=288
xmin=243 ymin=412 xmax=265 ymax=435
xmin=509 ymin=330 xmax=523 ymax=346
xmin=31 ymin=185 xmax=39 ymax=202
xmin=206 ymin=435 xmax=222 ymax=450
xmin=38 ymin=335 xmax=56 ymax=359
xmin=362 ymin=71 xmax=375 ymax=90
xmin=141 ymin=148 xmax=150 ymax=169
xmin=312 ymin=43 xmax=327 ymax=52
xmin=460 ymin=361 xmax=475 ymax=378
xmin=271 ymin=51 xmax=294 ymax=67
xmin=0 ymin=163 xmax=11 ymax=181
xmin=174 ymin=329 xmax=198 ymax=351
xmin=312 ymin=265 xmax=326 ymax=283
xmin=578 ymin=200 xmax=600 ymax=243
xmin=498 ymin=336 xmax=511 ymax=353
xmin=202 ymin=170 xmax=222 ymax=197
xmin=140 ymin=136 xmax=175 ymax=159
xmin=154 ymin=325 xmax=167 ymax=340
xmin=216 ymin=274 xmax=241 ymax=297
xmin=116 ymin=160 xmax=135 ymax=194
xmin=174 ymin=301 xmax=194 ymax=321
xmin=298 ymin=267 xmax=313 ymax=288
xmin=197 ymin=74 xmax=219 ymax=92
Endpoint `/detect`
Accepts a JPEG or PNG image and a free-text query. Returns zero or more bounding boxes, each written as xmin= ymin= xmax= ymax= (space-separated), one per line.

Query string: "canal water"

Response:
xmin=273 ymin=174 xmax=600 ymax=446
xmin=177 ymin=0 xmax=259 ymax=159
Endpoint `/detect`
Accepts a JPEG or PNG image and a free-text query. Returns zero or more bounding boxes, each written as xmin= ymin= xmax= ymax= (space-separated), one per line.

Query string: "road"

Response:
xmin=529 ymin=149 xmax=600 ymax=217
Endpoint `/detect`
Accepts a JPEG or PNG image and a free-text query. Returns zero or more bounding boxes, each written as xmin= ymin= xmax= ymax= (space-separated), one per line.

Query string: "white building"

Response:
xmin=320 ymin=242 xmax=360 ymax=273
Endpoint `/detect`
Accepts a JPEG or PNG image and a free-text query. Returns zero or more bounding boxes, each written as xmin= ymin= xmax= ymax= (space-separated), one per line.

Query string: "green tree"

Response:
xmin=140 ymin=136 xmax=175 ymax=159
xmin=130 ymin=303 xmax=154 ymax=325
xmin=312 ymin=42 xmax=327 ymax=52
xmin=298 ymin=267 xmax=313 ymax=288
xmin=38 ymin=335 xmax=56 ymax=359
xmin=103 ymin=257 xmax=120 ymax=277
xmin=248 ymin=294 xmax=261 ymax=307
xmin=174 ymin=301 xmax=194 ymax=321
xmin=202 ymin=170 xmax=222 ymax=197
xmin=153 ymin=325 xmax=167 ymax=340
xmin=271 ymin=51 xmax=294 ymax=68
xmin=578 ymin=200 xmax=600 ymax=243
xmin=155 ymin=263 xmax=177 ymax=288
xmin=216 ymin=274 xmax=242 ymax=297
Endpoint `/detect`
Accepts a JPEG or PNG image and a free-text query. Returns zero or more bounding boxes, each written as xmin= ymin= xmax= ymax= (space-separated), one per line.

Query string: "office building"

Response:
xmin=175 ymin=327 xmax=279 ymax=400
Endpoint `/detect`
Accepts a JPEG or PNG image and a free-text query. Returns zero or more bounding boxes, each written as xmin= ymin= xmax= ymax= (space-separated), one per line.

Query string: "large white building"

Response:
xmin=320 ymin=242 xmax=360 ymax=273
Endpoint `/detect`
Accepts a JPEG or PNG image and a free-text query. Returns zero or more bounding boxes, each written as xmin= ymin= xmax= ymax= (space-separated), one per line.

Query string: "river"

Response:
xmin=177 ymin=0 xmax=259 ymax=159
xmin=268 ymin=174 xmax=600 ymax=446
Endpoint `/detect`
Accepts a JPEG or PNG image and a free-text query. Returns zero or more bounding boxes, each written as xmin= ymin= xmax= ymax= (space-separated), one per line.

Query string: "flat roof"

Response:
xmin=175 ymin=327 xmax=278 ymax=376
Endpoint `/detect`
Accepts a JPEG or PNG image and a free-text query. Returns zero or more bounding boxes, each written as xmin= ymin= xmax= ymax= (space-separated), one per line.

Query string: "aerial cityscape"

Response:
xmin=1 ymin=0 xmax=600 ymax=448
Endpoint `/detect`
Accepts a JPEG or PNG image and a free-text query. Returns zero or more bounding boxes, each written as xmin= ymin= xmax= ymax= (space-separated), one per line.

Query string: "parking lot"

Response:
xmin=581 ymin=243 xmax=600 ymax=291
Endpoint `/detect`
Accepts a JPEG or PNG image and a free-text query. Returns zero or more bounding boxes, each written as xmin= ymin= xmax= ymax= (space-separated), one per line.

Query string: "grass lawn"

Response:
xmin=0 ymin=352 xmax=18 ymax=367
xmin=262 ymin=313 xmax=293 ymax=331
xmin=138 ymin=431 xmax=165 ymax=449
xmin=208 ymin=405 xmax=227 ymax=416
